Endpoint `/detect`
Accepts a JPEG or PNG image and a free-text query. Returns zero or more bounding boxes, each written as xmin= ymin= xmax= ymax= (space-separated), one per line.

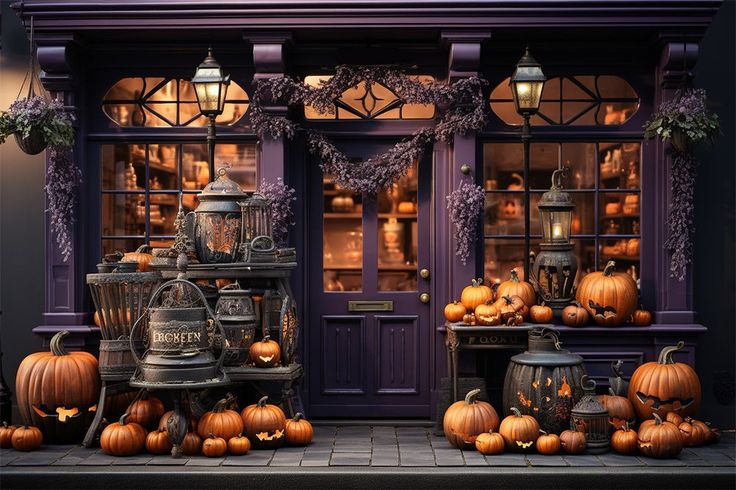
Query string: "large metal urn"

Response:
xmin=215 ymin=282 xmax=258 ymax=366
xmin=130 ymin=268 xmax=227 ymax=387
xmin=503 ymin=327 xmax=587 ymax=434
xmin=188 ymin=167 xmax=247 ymax=263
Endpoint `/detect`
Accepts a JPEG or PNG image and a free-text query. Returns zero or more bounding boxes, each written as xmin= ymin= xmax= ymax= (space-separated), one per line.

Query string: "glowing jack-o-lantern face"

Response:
xmin=498 ymin=407 xmax=540 ymax=452
xmin=627 ymin=342 xmax=701 ymax=420
xmin=241 ymin=396 xmax=286 ymax=449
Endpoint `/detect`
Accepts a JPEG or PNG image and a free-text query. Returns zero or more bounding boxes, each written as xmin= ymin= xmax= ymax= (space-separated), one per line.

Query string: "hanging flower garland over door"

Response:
xmin=250 ymin=65 xmax=487 ymax=195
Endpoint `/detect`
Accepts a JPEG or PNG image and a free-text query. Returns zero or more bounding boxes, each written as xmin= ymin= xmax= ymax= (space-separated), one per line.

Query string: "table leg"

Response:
xmin=167 ymin=390 xmax=190 ymax=458
xmin=83 ymin=381 xmax=109 ymax=448
xmin=446 ymin=329 xmax=460 ymax=402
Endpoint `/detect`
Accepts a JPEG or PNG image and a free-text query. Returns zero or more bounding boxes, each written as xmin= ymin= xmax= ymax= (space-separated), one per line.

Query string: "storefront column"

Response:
xmin=33 ymin=37 xmax=94 ymax=349
xmin=649 ymin=40 xmax=701 ymax=325
xmin=244 ymin=32 xmax=292 ymax=183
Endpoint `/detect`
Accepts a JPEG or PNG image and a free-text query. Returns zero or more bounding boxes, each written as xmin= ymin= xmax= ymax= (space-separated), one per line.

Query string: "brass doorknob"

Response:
xmin=419 ymin=292 xmax=430 ymax=304
xmin=419 ymin=268 xmax=430 ymax=279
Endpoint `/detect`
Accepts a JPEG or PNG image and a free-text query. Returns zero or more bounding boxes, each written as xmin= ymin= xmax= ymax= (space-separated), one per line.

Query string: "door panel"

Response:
xmin=308 ymin=140 xmax=432 ymax=418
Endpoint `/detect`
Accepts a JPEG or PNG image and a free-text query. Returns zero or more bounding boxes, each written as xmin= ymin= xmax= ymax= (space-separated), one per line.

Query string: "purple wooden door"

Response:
xmin=307 ymin=140 xmax=432 ymax=418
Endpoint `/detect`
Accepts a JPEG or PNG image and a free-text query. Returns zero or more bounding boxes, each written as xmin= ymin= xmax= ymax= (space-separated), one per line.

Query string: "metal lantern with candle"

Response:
xmin=188 ymin=167 xmax=247 ymax=264
xmin=238 ymin=192 xmax=276 ymax=263
xmin=531 ymin=168 xmax=578 ymax=315
xmin=509 ymin=46 xmax=546 ymax=280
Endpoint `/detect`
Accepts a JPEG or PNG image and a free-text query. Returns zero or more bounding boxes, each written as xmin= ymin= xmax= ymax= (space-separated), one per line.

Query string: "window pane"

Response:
xmin=485 ymin=192 xmax=526 ymax=236
xmin=102 ymin=193 xmax=145 ymax=236
xmin=569 ymin=193 xmax=596 ymax=235
xmin=599 ymin=239 xmax=639 ymax=283
xmin=572 ymin=238 xmax=597 ymax=282
xmin=561 ymin=143 xmax=596 ymax=189
xmin=102 ymin=238 xmax=145 ymax=256
xmin=323 ymin=174 xmax=363 ymax=292
xmin=599 ymin=142 xmax=641 ymax=189
xmin=484 ymin=238 xmax=539 ymax=285
xmin=102 ymin=144 xmax=145 ymax=190
xmin=600 ymin=192 xmax=640 ymax=234
xmin=149 ymin=193 xmax=179 ymax=235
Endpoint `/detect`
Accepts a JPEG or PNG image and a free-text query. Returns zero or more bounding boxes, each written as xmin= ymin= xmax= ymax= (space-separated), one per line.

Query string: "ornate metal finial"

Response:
xmin=176 ymin=252 xmax=189 ymax=280
xmin=170 ymin=192 xmax=196 ymax=259
xmin=551 ymin=167 xmax=568 ymax=190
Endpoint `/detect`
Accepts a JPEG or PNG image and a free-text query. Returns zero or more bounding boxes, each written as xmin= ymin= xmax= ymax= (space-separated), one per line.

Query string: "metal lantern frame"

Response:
xmin=570 ymin=375 xmax=610 ymax=454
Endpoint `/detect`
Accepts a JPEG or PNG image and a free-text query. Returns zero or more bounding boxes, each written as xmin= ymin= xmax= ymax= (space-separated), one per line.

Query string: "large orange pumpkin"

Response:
xmin=498 ymin=407 xmax=539 ymax=452
xmin=497 ymin=269 xmax=536 ymax=307
xmin=628 ymin=341 xmax=701 ymax=420
xmin=15 ymin=330 xmax=100 ymax=442
xmin=122 ymin=245 xmax=153 ymax=272
xmin=240 ymin=396 xmax=286 ymax=449
xmin=443 ymin=388 xmax=500 ymax=450
xmin=198 ymin=396 xmax=244 ymax=440
xmin=460 ymin=279 xmax=493 ymax=312
xmin=576 ymin=260 xmax=638 ymax=326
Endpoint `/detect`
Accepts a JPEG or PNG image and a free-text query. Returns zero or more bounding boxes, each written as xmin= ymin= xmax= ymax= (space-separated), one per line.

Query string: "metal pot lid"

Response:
xmin=199 ymin=167 xmax=247 ymax=200
xmin=217 ymin=281 xmax=257 ymax=296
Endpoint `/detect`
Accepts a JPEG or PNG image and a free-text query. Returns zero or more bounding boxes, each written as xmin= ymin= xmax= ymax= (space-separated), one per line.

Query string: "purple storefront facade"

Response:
xmin=8 ymin=1 xmax=730 ymax=422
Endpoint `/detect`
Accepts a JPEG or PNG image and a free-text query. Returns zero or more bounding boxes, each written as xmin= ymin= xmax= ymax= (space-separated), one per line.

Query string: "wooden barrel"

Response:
xmin=99 ymin=339 xmax=138 ymax=380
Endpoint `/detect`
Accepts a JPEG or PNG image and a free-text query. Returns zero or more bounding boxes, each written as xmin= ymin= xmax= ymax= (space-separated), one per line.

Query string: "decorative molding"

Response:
xmin=244 ymin=32 xmax=292 ymax=80
xmin=659 ymin=41 xmax=700 ymax=89
xmin=441 ymin=31 xmax=491 ymax=80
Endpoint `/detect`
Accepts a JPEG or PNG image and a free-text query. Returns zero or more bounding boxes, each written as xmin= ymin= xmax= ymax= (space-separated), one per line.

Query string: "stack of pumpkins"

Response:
xmin=444 ymin=262 xmax=654 ymax=328
xmin=98 ymin=394 xmax=313 ymax=457
xmin=442 ymin=342 xmax=718 ymax=459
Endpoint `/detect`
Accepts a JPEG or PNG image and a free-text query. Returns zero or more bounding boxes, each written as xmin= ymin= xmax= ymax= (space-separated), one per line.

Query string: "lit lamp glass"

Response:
xmin=192 ymin=49 xmax=230 ymax=116
xmin=531 ymin=168 xmax=578 ymax=315
xmin=509 ymin=47 xmax=546 ymax=116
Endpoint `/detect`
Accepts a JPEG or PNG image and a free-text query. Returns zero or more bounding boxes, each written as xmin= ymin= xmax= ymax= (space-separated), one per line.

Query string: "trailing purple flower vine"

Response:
xmin=257 ymin=178 xmax=297 ymax=248
xmin=447 ymin=180 xmax=485 ymax=266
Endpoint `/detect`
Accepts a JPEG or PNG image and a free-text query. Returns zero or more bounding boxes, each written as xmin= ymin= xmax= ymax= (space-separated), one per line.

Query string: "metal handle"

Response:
xmin=419 ymin=292 xmax=430 ymax=304
xmin=419 ymin=268 xmax=430 ymax=279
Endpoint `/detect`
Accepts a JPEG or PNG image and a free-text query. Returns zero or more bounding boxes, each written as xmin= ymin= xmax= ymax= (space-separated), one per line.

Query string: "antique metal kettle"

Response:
xmin=215 ymin=282 xmax=258 ymax=366
xmin=188 ymin=167 xmax=247 ymax=264
xmin=129 ymin=258 xmax=227 ymax=387
xmin=502 ymin=327 xmax=587 ymax=433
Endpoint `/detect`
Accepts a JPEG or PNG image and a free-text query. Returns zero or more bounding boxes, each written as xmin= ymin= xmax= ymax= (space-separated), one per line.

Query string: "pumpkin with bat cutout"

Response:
xmin=475 ymin=431 xmax=505 ymax=455
xmin=443 ymin=388 xmax=500 ymax=450
xmin=15 ymin=330 xmax=100 ymax=443
xmin=637 ymin=413 xmax=682 ymax=458
xmin=241 ymin=396 xmax=286 ymax=449
xmin=627 ymin=341 xmax=701 ymax=420
xmin=576 ymin=260 xmax=637 ymax=326
xmin=598 ymin=388 xmax=636 ymax=433
xmin=498 ymin=407 xmax=539 ymax=452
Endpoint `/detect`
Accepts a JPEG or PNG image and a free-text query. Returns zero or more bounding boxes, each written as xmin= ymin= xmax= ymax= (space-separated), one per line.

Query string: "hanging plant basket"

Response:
xmin=14 ymin=126 xmax=47 ymax=155
xmin=670 ymin=128 xmax=693 ymax=154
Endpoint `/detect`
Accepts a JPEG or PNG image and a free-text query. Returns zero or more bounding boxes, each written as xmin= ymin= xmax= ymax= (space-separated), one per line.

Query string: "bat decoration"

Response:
xmin=256 ymin=429 xmax=284 ymax=441
xmin=515 ymin=440 xmax=534 ymax=449
xmin=588 ymin=300 xmax=617 ymax=315
xmin=635 ymin=392 xmax=695 ymax=411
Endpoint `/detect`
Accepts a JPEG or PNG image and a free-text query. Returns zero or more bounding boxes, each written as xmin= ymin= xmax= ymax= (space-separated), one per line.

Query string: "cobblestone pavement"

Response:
xmin=1 ymin=427 xmax=734 ymax=468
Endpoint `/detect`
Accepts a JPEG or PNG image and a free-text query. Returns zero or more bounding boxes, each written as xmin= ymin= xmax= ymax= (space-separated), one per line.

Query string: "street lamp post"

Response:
xmin=509 ymin=46 xmax=546 ymax=280
xmin=192 ymin=48 xmax=231 ymax=182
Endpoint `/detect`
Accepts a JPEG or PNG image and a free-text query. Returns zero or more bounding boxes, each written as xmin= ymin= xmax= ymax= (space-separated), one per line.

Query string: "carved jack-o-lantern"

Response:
xmin=15 ymin=331 xmax=100 ymax=443
xmin=240 ymin=396 xmax=286 ymax=449
xmin=628 ymin=341 xmax=701 ymax=420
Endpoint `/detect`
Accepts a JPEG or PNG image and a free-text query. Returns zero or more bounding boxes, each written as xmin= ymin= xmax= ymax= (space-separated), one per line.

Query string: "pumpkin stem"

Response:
xmin=622 ymin=422 xmax=630 ymax=431
xmin=135 ymin=244 xmax=153 ymax=254
xmin=652 ymin=413 xmax=663 ymax=425
xmin=119 ymin=413 xmax=129 ymax=425
xmin=262 ymin=335 xmax=271 ymax=342
xmin=539 ymin=430 xmax=548 ymax=435
xmin=510 ymin=407 xmax=522 ymax=417
xmin=293 ymin=413 xmax=304 ymax=422
xmin=464 ymin=388 xmax=481 ymax=404
xmin=510 ymin=269 xmax=520 ymax=283
xmin=257 ymin=396 xmax=269 ymax=407
xmin=212 ymin=398 xmax=229 ymax=413
xmin=657 ymin=341 xmax=685 ymax=364
xmin=608 ymin=388 xmax=617 ymax=397
xmin=471 ymin=279 xmax=479 ymax=287
xmin=209 ymin=433 xmax=216 ymax=439
xmin=603 ymin=260 xmax=617 ymax=276
xmin=50 ymin=331 xmax=70 ymax=356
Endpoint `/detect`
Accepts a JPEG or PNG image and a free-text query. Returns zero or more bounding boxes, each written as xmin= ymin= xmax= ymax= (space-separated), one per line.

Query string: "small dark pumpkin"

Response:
xmin=127 ymin=392 xmax=165 ymax=430
xmin=561 ymin=302 xmax=589 ymax=327
xmin=145 ymin=428 xmax=173 ymax=455
xmin=181 ymin=431 xmax=202 ymax=456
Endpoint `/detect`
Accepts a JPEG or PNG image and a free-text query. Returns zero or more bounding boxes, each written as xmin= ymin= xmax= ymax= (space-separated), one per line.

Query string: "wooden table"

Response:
xmin=442 ymin=323 xmax=547 ymax=402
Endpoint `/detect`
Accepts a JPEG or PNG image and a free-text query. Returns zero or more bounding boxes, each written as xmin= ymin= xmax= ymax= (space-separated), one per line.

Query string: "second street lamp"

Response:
xmin=509 ymin=46 xmax=546 ymax=281
xmin=192 ymin=48 xmax=231 ymax=182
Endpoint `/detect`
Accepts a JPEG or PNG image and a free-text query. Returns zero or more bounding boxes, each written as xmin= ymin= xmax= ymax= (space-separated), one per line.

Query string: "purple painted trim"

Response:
xmin=436 ymin=323 xmax=707 ymax=334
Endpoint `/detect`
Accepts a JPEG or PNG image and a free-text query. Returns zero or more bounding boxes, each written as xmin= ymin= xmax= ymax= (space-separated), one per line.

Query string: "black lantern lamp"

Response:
xmin=570 ymin=375 xmax=610 ymax=454
xmin=510 ymin=46 xmax=546 ymax=280
xmin=531 ymin=168 xmax=578 ymax=315
xmin=192 ymin=48 xmax=230 ymax=181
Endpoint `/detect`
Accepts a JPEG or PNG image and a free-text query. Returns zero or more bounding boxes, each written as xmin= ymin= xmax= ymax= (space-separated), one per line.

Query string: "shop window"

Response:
xmin=100 ymin=142 xmax=256 ymax=255
xmin=483 ymin=141 xmax=641 ymax=286
xmin=304 ymin=75 xmax=435 ymax=120
xmin=102 ymin=77 xmax=249 ymax=127
xmin=489 ymin=76 xmax=639 ymax=126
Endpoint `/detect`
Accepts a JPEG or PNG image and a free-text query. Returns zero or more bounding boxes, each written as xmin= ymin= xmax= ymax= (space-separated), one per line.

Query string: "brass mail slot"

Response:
xmin=348 ymin=300 xmax=394 ymax=312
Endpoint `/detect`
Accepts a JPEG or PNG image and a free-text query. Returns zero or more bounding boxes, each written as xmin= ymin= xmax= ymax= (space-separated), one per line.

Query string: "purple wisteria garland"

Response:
xmin=0 ymin=96 xmax=79 ymax=261
xmin=644 ymin=88 xmax=720 ymax=280
xmin=257 ymin=178 xmax=297 ymax=247
xmin=250 ymin=65 xmax=487 ymax=195
xmin=447 ymin=180 xmax=485 ymax=266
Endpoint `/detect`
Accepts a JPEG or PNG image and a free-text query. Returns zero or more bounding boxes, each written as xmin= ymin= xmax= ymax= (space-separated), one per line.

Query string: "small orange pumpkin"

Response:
xmin=637 ymin=413 xmax=682 ymax=458
xmin=0 ymin=422 xmax=18 ymax=449
xmin=202 ymin=434 xmax=228 ymax=457
xmin=498 ymin=407 xmax=539 ymax=452
xmin=122 ymin=245 xmax=153 ymax=272
xmin=198 ymin=396 xmax=244 ymax=440
xmin=497 ymin=269 xmax=536 ymax=307
xmin=444 ymin=301 xmax=466 ymax=323
xmin=461 ymin=279 xmax=493 ymax=312
xmin=127 ymin=392 xmax=165 ymax=430
xmin=610 ymin=423 xmax=638 ymax=454
xmin=145 ymin=428 xmax=173 ymax=455
xmin=560 ymin=429 xmax=586 ymax=454
xmin=529 ymin=303 xmax=553 ymax=324
xmin=598 ymin=388 xmax=636 ymax=432
xmin=462 ymin=312 xmax=476 ymax=325
xmin=228 ymin=433 xmax=251 ymax=455
xmin=181 ymin=431 xmax=202 ymax=456
xmin=561 ymin=302 xmax=589 ymax=327
xmin=249 ymin=335 xmax=281 ymax=368
xmin=285 ymin=412 xmax=313 ymax=446
xmin=10 ymin=425 xmax=43 ymax=451
xmin=100 ymin=414 xmax=147 ymax=456
xmin=631 ymin=308 xmax=652 ymax=326
xmin=475 ymin=431 xmax=505 ymax=455
xmin=475 ymin=301 xmax=501 ymax=326
xmin=678 ymin=418 xmax=709 ymax=447
xmin=536 ymin=430 xmax=561 ymax=455
xmin=443 ymin=388 xmax=500 ymax=450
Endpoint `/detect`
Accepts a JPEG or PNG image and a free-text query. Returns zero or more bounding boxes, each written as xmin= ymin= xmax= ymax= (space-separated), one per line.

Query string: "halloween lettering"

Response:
xmin=153 ymin=331 xmax=202 ymax=345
